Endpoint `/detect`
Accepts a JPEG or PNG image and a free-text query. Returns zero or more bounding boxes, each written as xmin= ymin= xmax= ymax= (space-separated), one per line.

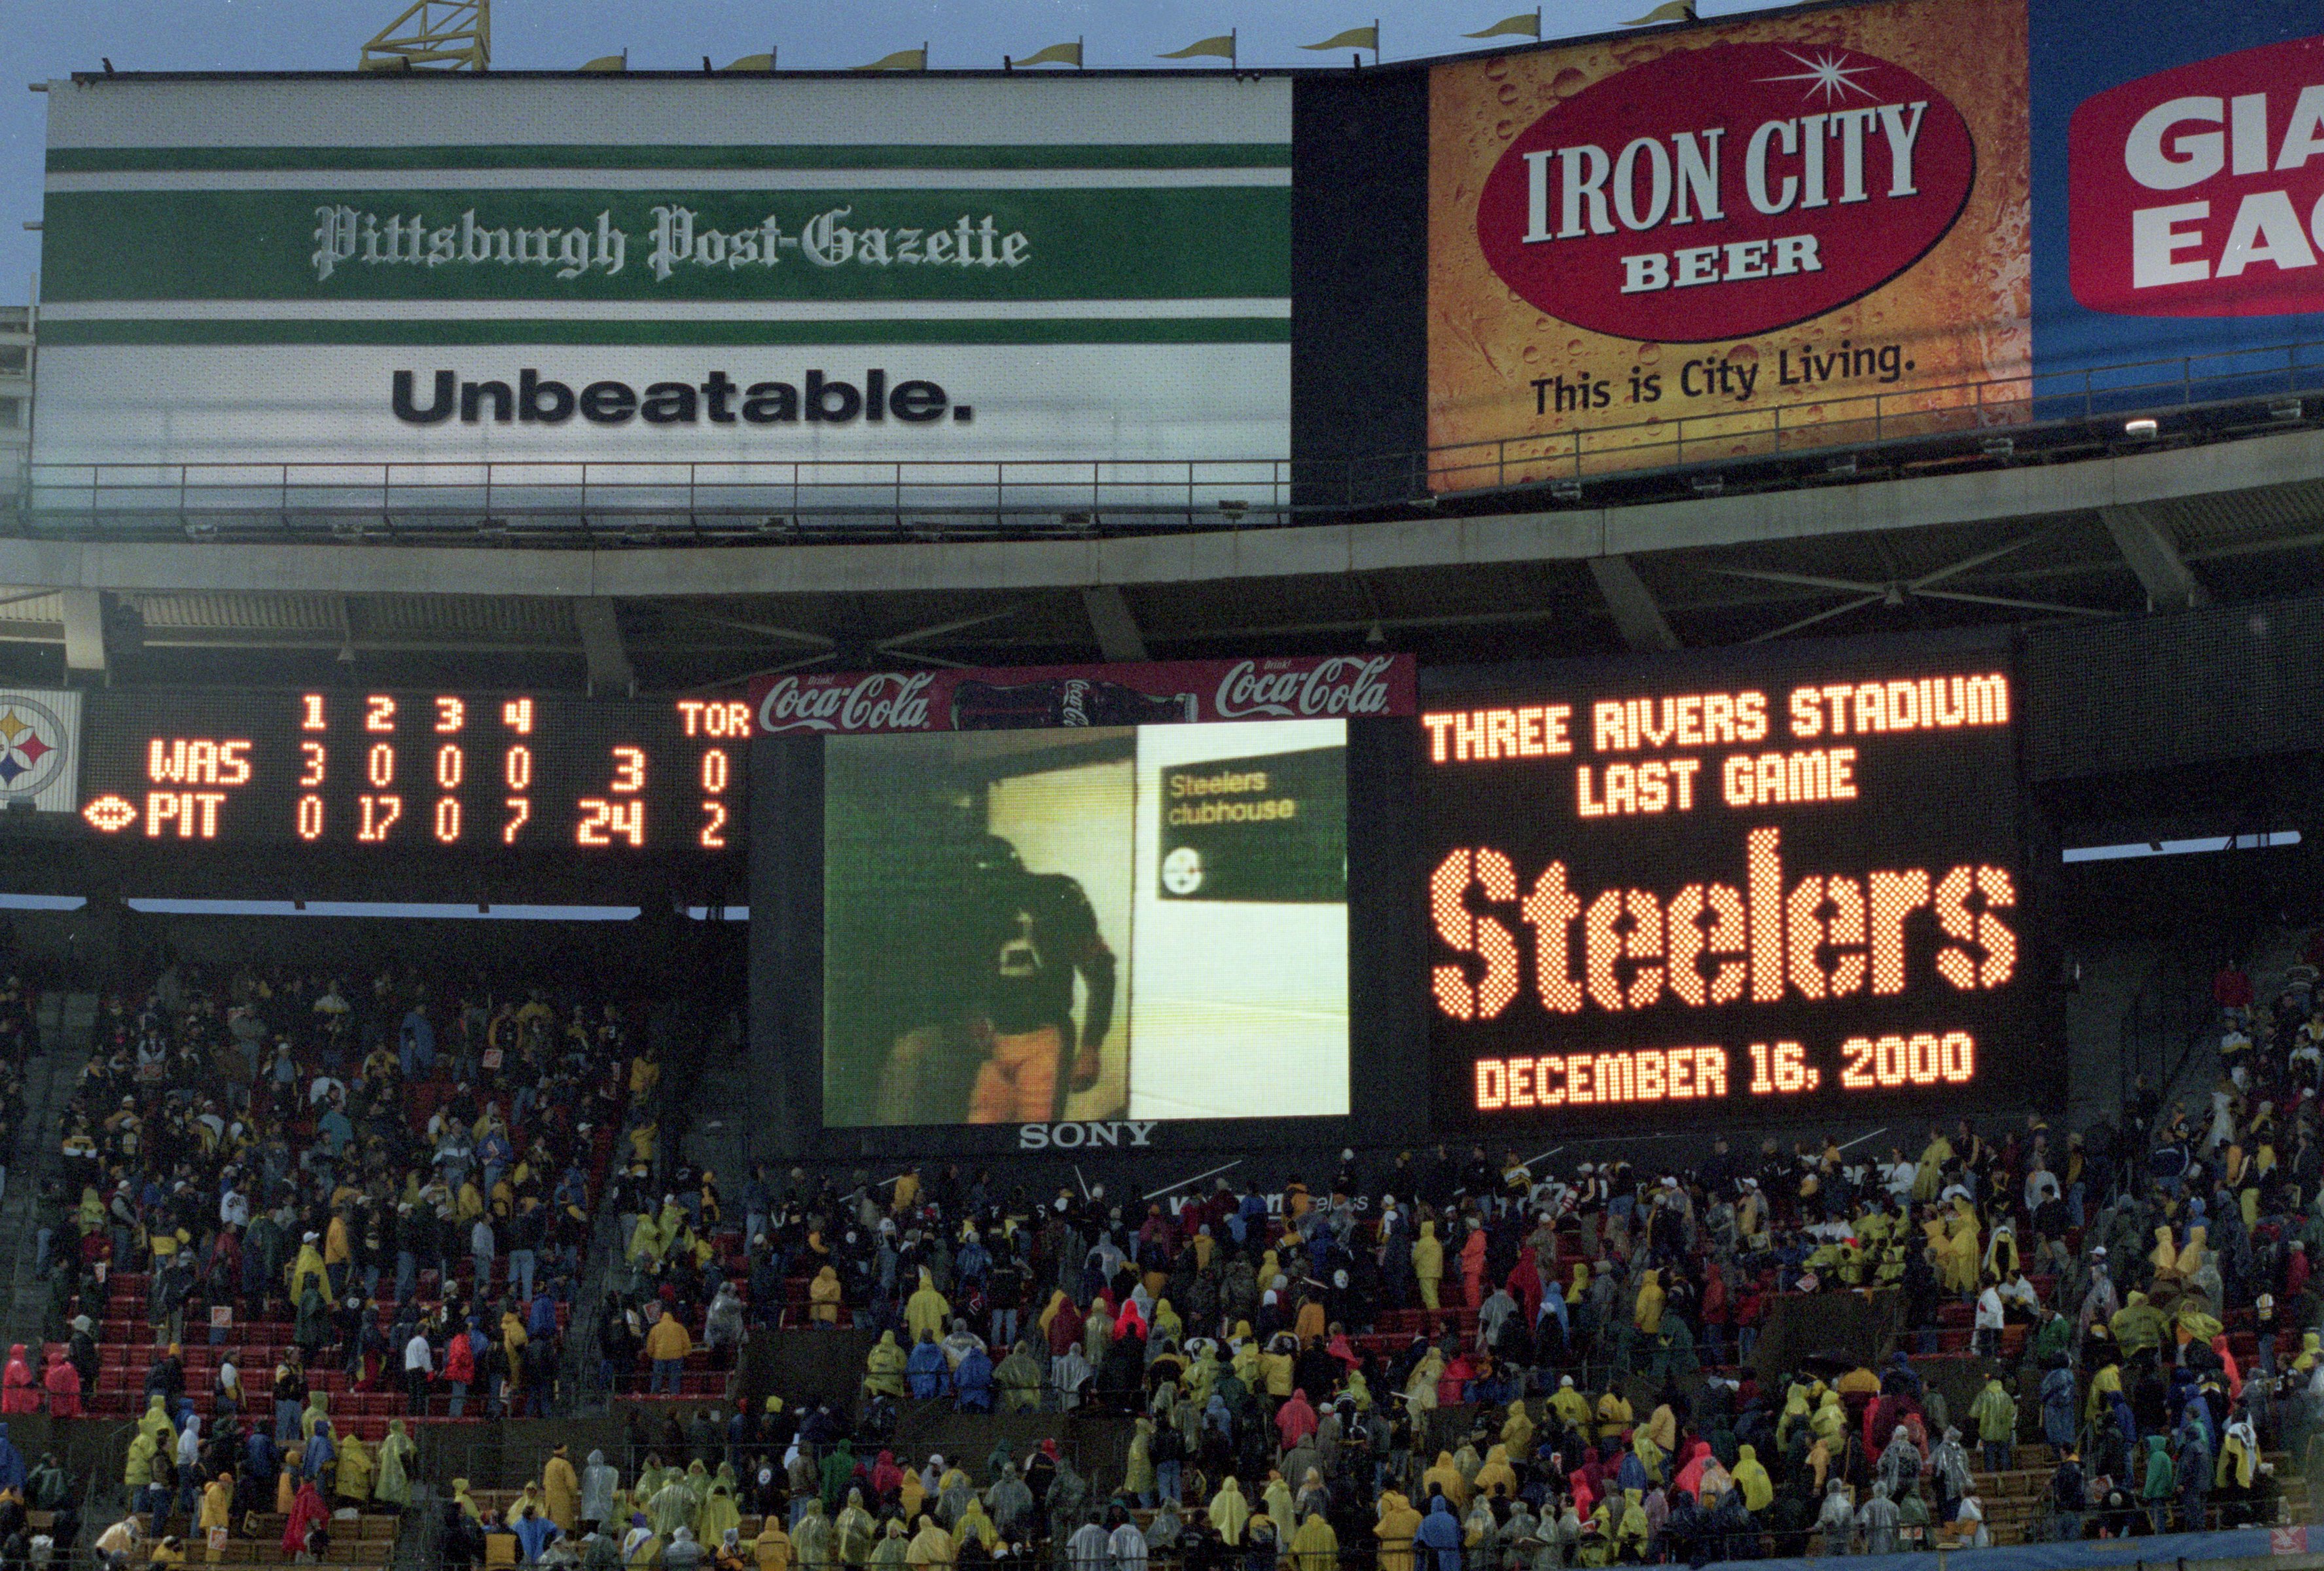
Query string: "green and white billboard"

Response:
xmin=34 ymin=75 xmax=1290 ymax=469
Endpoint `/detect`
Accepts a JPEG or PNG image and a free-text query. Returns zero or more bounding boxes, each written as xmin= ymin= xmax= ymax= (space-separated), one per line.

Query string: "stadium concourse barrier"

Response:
xmin=1687 ymin=1528 xmax=2324 ymax=1571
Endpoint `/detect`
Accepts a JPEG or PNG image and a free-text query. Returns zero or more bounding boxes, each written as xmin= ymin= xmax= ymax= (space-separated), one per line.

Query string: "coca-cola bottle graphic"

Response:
xmin=951 ymin=677 xmax=1197 ymax=730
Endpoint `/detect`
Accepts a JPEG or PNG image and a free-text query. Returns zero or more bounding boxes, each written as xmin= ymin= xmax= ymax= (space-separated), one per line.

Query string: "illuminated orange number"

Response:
xmin=1906 ymin=1033 xmax=1942 ymax=1085
xmin=300 ymin=694 xmax=327 ymax=732
xmin=504 ymin=746 xmax=532 ymax=789
xmin=436 ymin=745 xmax=464 ymax=789
xmin=609 ymin=746 xmax=646 ymax=794
xmin=435 ymin=697 xmax=465 ymax=733
xmin=1774 ymin=1041 xmax=1809 ymax=1091
xmin=434 ymin=798 xmax=461 ymax=843
xmin=296 ymin=795 xmax=324 ymax=841
xmin=503 ymin=797 xmax=531 ymax=844
xmin=300 ymin=742 xmax=326 ymax=787
xmin=1747 ymin=1043 xmax=1774 ymax=1095
xmin=367 ymin=743 xmax=395 ymax=788
xmin=357 ymin=795 xmax=402 ymax=842
xmin=1838 ymin=1036 xmax=1877 ymax=1089
xmin=1874 ymin=1034 xmax=1908 ymax=1086
xmin=700 ymin=801 xmax=727 ymax=850
xmin=577 ymin=799 xmax=643 ymax=848
xmin=1940 ymin=1030 xmax=1976 ymax=1083
xmin=365 ymin=695 xmax=395 ymax=733
xmin=501 ymin=697 xmax=534 ymax=735
xmin=701 ymin=749 xmax=728 ymax=793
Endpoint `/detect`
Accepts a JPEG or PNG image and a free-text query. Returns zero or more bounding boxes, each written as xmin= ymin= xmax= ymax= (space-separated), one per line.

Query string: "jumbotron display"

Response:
xmin=1423 ymin=640 xmax=2037 ymax=1129
xmin=77 ymin=689 xmax=747 ymax=855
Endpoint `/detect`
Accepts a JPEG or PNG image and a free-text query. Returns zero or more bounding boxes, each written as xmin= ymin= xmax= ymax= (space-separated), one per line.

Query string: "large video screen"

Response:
xmin=821 ymin=719 xmax=1350 ymax=1127
xmin=1423 ymin=637 xmax=2044 ymax=1129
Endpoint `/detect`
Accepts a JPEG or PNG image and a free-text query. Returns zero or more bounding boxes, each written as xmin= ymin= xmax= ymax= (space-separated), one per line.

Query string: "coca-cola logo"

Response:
xmin=2068 ymin=35 xmax=2324 ymax=319
xmin=1475 ymin=42 xmax=1978 ymax=342
xmin=757 ymin=672 xmax=936 ymax=733
xmin=1213 ymin=657 xmax=1398 ymax=720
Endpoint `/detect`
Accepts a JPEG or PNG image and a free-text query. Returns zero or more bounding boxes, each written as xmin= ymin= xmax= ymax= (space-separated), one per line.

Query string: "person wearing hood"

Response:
xmin=904 ymin=1515 xmax=952 ymax=1570
xmin=1730 ymin=1444 xmax=1773 ymax=1515
xmin=281 ymin=1476 xmax=328 ymax=1561
xmin=1143 ymin=1500 xmax=1185 ymax=1558
xmin=864 ymin=1333 xmax=908 ymax=1401
xmin=1927 ymin=1426 xmax=1973 ymax=1525
xmin=644 ymin=1310 xmax=693 ymax=1396
xmin=790 ymin=1502 xmax=831 ymax=1568
xmin=335 ymin=1430 xmax=375 ymax=1509
xmin=992 ymin=1341 xmax=1043 ymax=1415
xmin=0 ymin=1347 xmax=33 ymax=1417
xmin=904 ymin=1332 xmax=949 ymax=1401
xmin=661 ymin=1525 xmax=702 ymax=1571
xmin=831 ymin=1487 xmax=876 ymax=1566
xmin=699 ymin=1468 xmax=743 ymax=1549
xmin=579 ymin=1450 xmax=618 ymax=1532
xmin=806 ymin=1265 xmax=843 ymax=1327
xmin=124 ymin=1429 xmax=163 ymax=1521
xmin=1287 ymin=1510 xmax=1336 ymax=1571
xmin=1207 ymin=1477 xmax=1250 ymax=1545
xmin=649 ymin=1468 xmax=696 ymax=1540
xmin=752 ymin=1513 xmax=791 ymax=1571
xmin=1855 ymin=1483 xmax=1901 ymax=1554
xmin=1421 ymin=1451 xmax=1468 ymax=1510
xmin=952 ymin=1341 xmax=993 ymax=1415
xmin=1413 ymin=1495 xmax=1463 ymax=1571
xmin=905 ymin=1271 xmax=950 ymax=1346
xmin=950 ymin=1495 xmax=997 ymax=1558
xmin=1815 ymin=1479 xmax=1853 ymax=1555
xmin=198 ymin=1470 xmax=233 ymax=1563
xmin=370 ymin=1420 xmax=414 ymax=1511
xmin=1374 ymin=1490 xmax=1423 ymax=1571
xmin=2139 ymin=1434 xmax=2175 ymax=1534
xmin=543 ymin=1445 xmax=581 ymax=1534
xmin=1413 ymin=1221 xmax=1444 ymax=1312
xmin=985 ymin=1460 xmax=1033 ymax=1540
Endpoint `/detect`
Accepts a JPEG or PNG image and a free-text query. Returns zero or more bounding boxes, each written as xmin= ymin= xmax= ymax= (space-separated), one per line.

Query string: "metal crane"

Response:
xmin=359 ymin=0 xmax=490 ymax=71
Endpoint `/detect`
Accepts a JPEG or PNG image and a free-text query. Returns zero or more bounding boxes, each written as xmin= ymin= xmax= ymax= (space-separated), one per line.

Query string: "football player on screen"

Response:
xmin=874 ymin=827 xmax=1117 ymax=1125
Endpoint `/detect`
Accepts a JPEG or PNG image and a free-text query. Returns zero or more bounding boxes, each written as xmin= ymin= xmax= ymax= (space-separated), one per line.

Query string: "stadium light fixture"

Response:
xmin=2124 ymin=418 xmax=2158 ymax=439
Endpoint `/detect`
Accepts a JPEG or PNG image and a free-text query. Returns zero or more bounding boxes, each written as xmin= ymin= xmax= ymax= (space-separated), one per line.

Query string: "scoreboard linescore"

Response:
xmin=75 ymin=690 xmax=749 ymax=854
xmin=1421 ymin=657 xmax=2033 ymax=1128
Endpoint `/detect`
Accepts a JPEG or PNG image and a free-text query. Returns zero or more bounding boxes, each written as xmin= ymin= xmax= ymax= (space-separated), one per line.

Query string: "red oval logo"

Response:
xmin=1475 ymin=41 xmax=1978 ymax=343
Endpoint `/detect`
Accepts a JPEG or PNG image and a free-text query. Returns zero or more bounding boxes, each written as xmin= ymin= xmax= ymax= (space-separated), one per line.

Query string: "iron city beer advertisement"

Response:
xmin=1427 ymin=0 xmax=2034 ymax=478
xmin=1420 ymin=641 xmax=2041 ymax=1129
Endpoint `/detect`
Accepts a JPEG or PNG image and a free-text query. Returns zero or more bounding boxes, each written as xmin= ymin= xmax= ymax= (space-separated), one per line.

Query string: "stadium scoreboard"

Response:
xmin=1421 ymin=644 xmax=2035 ymax=1129
xmin=76 ymin=689 xmax=747 ymax=855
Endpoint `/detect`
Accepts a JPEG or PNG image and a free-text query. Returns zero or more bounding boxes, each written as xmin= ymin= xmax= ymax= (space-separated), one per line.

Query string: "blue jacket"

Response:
xmin=906 ymin=1339 xmax=950 ymax=1399
xmin=954 ymin=1350 xmax=994 ymax=1411
xmin=1414 ymin=1496 xmax=1463 ymax=1571
xmin=0 ymin=1425 xmax=23 ymax=1493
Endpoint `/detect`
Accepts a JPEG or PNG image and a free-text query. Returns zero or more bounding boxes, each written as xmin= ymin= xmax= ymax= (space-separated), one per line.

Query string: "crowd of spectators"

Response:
xmin=540 ymin=946 xmax=2324 ymax=1567
xmin=31 ymin=959 xmax=663 ymax=1423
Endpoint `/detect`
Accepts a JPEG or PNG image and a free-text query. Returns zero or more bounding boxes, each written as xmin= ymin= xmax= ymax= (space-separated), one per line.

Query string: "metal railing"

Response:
xmin=1336 ymin=336 xmax=2324 ymax=506
xmin=14 ymin=458 xmax=1295 ymax=537
xmin=2 ymin=337 xmax=2321 ymax=543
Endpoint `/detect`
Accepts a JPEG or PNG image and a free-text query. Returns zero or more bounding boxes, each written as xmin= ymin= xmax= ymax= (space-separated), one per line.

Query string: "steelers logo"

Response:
xmin=0 ymin=696 xmax=69 ymax=802
xmin=1161 ymin=844 xmax=1205 ymax=895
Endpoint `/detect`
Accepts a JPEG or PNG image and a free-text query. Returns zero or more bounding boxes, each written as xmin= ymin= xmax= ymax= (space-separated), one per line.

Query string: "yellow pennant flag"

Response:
xmin=853 ymin=45 xmax=927 ymax=71
xmin=1013 ymin=39 xmax=1082 ymax=67
xmin=1464 ymin=10 xmax=1540 ymax=38
xmin=1301 ymin=24 xmax=1378 ymax=50
xmin=1158 ymin=33 xmax=1236 ymax=60
xmin=1622 ymin=0 xmax=1695 ymax=22
xmin=577 ymin=53 xmax=626 ymax=73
